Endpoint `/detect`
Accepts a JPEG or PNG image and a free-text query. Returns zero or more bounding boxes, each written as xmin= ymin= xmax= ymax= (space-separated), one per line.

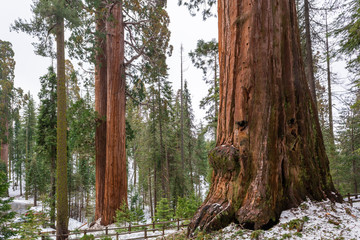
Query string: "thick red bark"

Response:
xmin=94 ymin=7 xmax=107 ymax=221
xmin=101 ymin=2 xmax=127 ymax=225
xmin=188 ymin=0 xmax=341 ymax=235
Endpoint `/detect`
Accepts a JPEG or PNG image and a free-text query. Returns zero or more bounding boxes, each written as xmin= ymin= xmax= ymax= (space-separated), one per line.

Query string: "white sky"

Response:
xmin=0 ymin=0 xmax=217 ymax=123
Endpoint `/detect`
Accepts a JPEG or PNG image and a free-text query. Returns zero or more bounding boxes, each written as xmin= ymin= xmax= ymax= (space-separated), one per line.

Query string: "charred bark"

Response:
xmin=188 ymin=0 xmax=341 ymax=236
xmin=101 ymin=2 xmax=127 ymax=225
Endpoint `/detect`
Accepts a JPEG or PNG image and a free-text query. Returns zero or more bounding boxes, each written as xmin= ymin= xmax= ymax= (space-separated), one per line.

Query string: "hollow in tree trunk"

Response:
xmin=188 ymin=0 xmax=341 ymax=235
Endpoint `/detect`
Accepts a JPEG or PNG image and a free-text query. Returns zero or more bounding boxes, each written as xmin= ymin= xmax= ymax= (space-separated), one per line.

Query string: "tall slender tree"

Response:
xmin=180 ymin=45 xmax=185 ymax=173
xmin=304 ymin=0 xmax=317 ymax=104
xmin=55 ymin=8 xmax=68 ymax=239
xmin=325 ymin=10 xmax=335 ymax=146
xmin=189 ymin=39 xmax=219 ymax=141
xmin=36 ymin=67 xmax=57 ymax=227
xmin=0 ymin=40 xmax=15 ymax=169
xmin=13 ymin=0 xmax=83 ymax=238
xmin=22 ymin=93 xmax=36 ymax=200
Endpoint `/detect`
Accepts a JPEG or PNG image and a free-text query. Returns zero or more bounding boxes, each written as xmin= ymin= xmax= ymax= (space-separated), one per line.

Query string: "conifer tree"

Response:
xmin=0 ymin=40 xmax=15 ymax=170
xmin=335 ymin=0 xmax=360 ymax=72
xmin=0 ymin=171 xmax=16 ymax=239
xmin=189 ymin=39 xmax=219 ymax=141
xmin=22 ymin=93 xmax=36 ymax=200
xmin=13 ymin=0 xmax=83 ymax=237
xmin=36 ymin=67 xmax=57 ymax=227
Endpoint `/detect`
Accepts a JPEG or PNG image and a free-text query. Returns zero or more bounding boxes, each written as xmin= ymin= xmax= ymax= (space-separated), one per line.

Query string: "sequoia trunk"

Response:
xmin=188 ymin=0 xmax=341 ymax=235
xmin=95 ymin=6 xmax=107 ymax=221
xmin=101 ymin=2 xmax=127 ymax=225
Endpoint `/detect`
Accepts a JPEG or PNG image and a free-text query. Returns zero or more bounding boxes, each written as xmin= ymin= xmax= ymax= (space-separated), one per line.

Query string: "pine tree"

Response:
xmin=155 ymin=198 xmax=173 ymax=223
xmin=0 ymin=40 xmax=15 ymax=170
xmin=67 ymin=95 xmax=96 ymax=222
xmin=0 ymin=171 xmax=16 ymax=239
xmin=13 ymin=1 xmax=83 ymax=237
xmin=189 ymin=39 xmax=219 ymax=141
xmin=335 ymin=0 xmax=360 ymax=73
xmin=22 ymin=93 xmax=36 ymax=201
xmin=36 ymin=67 xmax=57 ymax=227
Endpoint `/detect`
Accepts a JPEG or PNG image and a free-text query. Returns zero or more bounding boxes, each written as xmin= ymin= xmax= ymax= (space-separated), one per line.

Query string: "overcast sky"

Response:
xmin=0 ymin=1 xmax=218 ymax=123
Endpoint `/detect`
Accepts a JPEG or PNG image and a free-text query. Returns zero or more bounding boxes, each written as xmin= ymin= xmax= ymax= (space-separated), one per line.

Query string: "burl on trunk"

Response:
xmin=188 ymin=0 xmax=341 ymax=235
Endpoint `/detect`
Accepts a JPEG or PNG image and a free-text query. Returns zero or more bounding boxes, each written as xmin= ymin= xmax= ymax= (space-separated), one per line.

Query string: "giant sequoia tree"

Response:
xmin=92 ymin=0 xmax=170 ymax=225
xmin=186 ymin=0 xmax=342 ymax=235
xmin=0 ymin=40 xmax=15 ymax=169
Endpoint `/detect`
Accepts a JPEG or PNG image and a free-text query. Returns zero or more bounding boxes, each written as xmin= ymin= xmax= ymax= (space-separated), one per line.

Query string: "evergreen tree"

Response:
xmin=67 ymin=96 xmax=96 ymax=222
xmin=13 ymin=0 xmax=83 ymax=237
xmin=155 ymin=198 xmax=173 ymax=223
xmin=335 ymin=0 xmax=360 ymax=73
xmin=0 ymin=40 xmax=15 ymax=170
xmin=22 ymin=93 xmax=36 ymax=201
xmin=0 ymin=171 xmax=16 ymax=239
xmin=193 ymin=123 xmax=210 ymax=198
xmin=36 ymin=67 xmax=57 ymax=227
xmin=336 ymin=91 xmax=360 ymax=194
xmin=189 ymin=39 xmax=219 ymax=141
xmin=10 ymin=106 xmax=22 ymax=194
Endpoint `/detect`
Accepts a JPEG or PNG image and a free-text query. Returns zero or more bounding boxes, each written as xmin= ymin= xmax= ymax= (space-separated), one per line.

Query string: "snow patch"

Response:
xmin=210 ymin=199 xmax=360 ymax=240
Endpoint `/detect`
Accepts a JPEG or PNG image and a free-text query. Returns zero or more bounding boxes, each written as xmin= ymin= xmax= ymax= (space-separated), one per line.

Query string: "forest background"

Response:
xmin=0 ymin=0 xmax=360 ymax=236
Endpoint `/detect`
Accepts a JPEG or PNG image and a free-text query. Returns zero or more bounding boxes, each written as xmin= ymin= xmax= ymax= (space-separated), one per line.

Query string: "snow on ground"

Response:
xmin=203 ymin=199 xmax=360 ymax=240
xmin=9 ymin=185 xmax=21 ymax=198
xmin=84 ymin=218 xmax=185 ymax=240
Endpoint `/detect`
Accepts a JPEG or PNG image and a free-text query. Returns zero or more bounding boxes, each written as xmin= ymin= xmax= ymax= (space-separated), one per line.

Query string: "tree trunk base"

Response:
xmin=187 ymin=145 xmax=342 ymax=237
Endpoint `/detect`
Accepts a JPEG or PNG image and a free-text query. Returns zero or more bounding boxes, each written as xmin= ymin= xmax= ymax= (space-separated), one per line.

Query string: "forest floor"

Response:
xmin=168 ymin=199 xmax=360 ymax=240
xmin=8 ymin=184 xmax=360 ymax=239
xmin=8 ymin=184 xmax=184 ymax=239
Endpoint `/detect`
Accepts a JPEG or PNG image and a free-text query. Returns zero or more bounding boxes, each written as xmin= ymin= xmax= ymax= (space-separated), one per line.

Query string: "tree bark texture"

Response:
xmin=56 ymin=16 xmax=68 ymax=240
xmin=0 ymin=122 xmax=9 ymax=166
xmin=180 ymin=45 xmax=185 ymax=173
xmin=50 ymin=152 xmax=56 ymax=228
xmin=214 ymin=54 xmax=218 ymax=141
xmin=101 ymin=2 xmax=127 ymax=225
xmin=188 ymin=0 xmax=341 ymax=235
xmin=95 ymin=7 xmax=107 ymax=221
xmin=325 ymin=11 xmax=335 ymax=145
xmin=304 ymin=0 xmax=317 ymax=104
